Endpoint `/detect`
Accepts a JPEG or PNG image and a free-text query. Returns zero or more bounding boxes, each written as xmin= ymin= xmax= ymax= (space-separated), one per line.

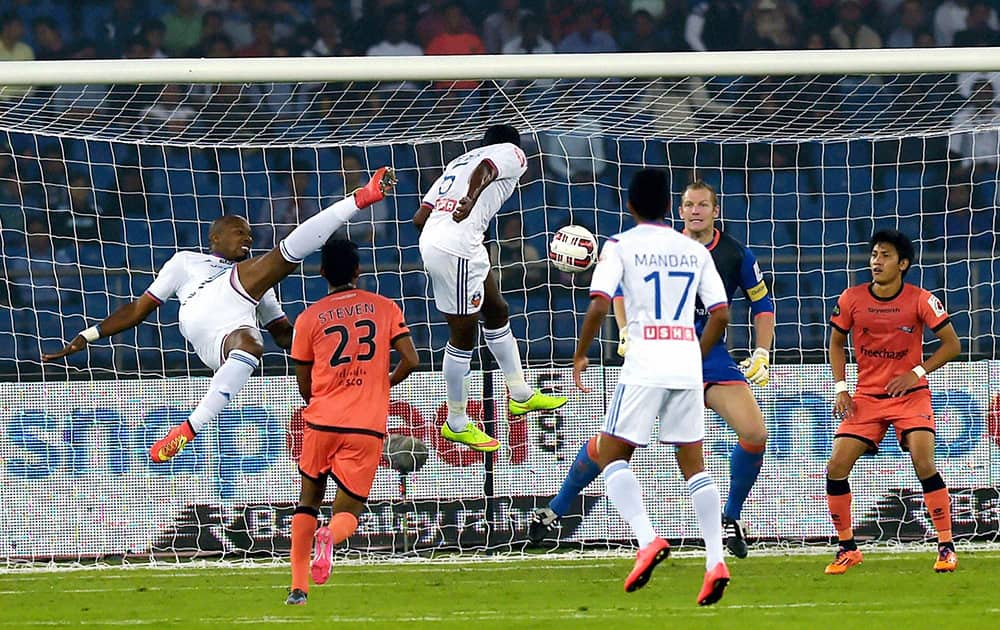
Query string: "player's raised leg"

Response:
xmin=907 ymin=430 xmax=957 ymax=572
xmin=481 ymin=269 xmax=567 ymax=416
xmin=706 ymin=383 xmax=767 ymax=559
xmin=824 ymin=436 xmax=867 ymax=574
xmin=241 ymin=166 xmax=396 ymax=300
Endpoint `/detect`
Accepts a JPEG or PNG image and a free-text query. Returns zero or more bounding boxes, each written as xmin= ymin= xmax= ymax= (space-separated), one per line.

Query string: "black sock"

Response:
xmin=838 ymin=537 xmax=857 ymax=551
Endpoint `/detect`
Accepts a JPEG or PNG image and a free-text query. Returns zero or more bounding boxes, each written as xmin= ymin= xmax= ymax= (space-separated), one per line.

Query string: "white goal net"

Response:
xmin=1 ymin=51 xmax=998 ymax=564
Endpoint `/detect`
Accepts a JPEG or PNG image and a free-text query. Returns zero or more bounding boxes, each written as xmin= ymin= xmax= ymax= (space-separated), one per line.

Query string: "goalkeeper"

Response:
xmin=531 ymin=180 xmax=774 ymax=558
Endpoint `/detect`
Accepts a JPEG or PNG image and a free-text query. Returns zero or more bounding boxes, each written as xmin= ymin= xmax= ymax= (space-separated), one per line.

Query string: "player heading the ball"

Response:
xmin=43 ymin=167 xmax=397 ymax=463
xmin=413 ymin=124 xmax=567 ymax=453
xmin=572 ymin=168 xmax=732 ymax=605
xmin=825 ymin=229 xmax=961 ymax=575
xmin=285 ymin=238 xmax=419 ymax=606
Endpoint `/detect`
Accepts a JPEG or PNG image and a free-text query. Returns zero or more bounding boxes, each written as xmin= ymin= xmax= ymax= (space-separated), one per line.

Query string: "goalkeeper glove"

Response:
xmin=739 ymin=347 xmax=770 ymax=386
xmin=617 ymin=330 xmax=629 ymax=358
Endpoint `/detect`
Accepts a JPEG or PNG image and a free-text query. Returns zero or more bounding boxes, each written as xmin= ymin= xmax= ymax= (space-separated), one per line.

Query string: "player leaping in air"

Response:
xmin=573 ymin=168 xmax=731 ymax=604
xmin=413 ymin=124 xmax=566 ymax=452
xmin=530 ymin=180 xmax=775 ymax=559
xmin=42 ymin=167 xmax=397 ymax=463
xmin=825 ymin=229 xmax=961 ymax=575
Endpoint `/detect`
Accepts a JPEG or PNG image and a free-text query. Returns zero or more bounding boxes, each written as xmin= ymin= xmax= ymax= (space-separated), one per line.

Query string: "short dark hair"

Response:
xmin=628 ymin=168 xmax=669 ymax=221
xmin=321 ymin=238 xmax=360 ymax=286
xmin=869 ymin=228 xmax=915 ymax=276
xmin=483 ymin=124 xmax=520 ymax=147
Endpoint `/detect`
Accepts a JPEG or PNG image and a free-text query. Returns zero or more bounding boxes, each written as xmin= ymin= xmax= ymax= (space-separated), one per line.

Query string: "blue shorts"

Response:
xmin=702 ymin=343 xmax=746 ymax=386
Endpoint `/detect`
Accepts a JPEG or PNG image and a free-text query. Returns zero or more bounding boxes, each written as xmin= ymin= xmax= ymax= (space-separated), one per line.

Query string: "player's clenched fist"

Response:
xmin=739 ymin=347 xmax=770 ymax=386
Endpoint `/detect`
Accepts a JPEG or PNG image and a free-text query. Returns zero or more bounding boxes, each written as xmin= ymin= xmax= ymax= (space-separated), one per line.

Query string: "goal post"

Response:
xmin=1 ymin=49 xmax=998 ymax=565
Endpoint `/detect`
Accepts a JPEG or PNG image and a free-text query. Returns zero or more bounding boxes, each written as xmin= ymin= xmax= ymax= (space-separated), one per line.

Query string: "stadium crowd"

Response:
xmin=1 ymin=0 xmax=998 ymax=375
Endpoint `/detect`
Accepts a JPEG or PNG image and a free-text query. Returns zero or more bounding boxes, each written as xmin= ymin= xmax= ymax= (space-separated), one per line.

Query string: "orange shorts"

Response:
xmin=298 ymin=424 xmax=384 ymax=502
xmin=835 ymin=387 xmax=934 ymax=453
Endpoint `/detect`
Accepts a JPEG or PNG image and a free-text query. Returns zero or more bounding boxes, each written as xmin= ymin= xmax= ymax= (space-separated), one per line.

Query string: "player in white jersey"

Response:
xmin=43 ymin=167 xmax=397 ymax=462
xmin=413 ymin=124 xmax=567 ymax=452
xmin=573 ymin=169 xmax=732 ymax=605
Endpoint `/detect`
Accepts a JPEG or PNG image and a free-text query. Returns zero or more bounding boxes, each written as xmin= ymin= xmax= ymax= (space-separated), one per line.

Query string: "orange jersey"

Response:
xmin=830 ymin=282 xmax=950 ymax=395
xmin=291 ymin=289 xmax=410 ymax=433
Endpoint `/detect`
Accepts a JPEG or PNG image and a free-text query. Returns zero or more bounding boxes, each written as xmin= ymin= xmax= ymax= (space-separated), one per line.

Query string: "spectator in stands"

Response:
xmin=914 ymin=30 xmax=936 ymax=47
xmin=491 ymin=215 xmax=545 ymax=290
xmin=99 ymin=0 xmax=145 ymax=58
xmin=0 ymin=12 xmax=33 ymax=61
xmin=685 ymin=0 xmax=745 ymax=51
xmin=264 ymin=162 xmax=321 ymax=244
xmin=425 ymin=4 xmax=485 ymax=90
xmin=142 ymin=20 xmax=169 ymax=59
xmin=50 ymin=174 xmax=122 ymax=253
xmin=540 ymin=92 xmax=608 ymax=183
xmin=162 ymin=0 xmax=203 ymax=57
xmin=416 ymin=0 xmax=475 ymax=48
xmin=886 ymin=0 xmax=927 ymax=48
xmin=482 ymin=0 xmax=528 ymax=54
xmin=949 ymin=76 xmax=1000 ymax=183
xmin=934 ymin=0 xmax=999 ymax=47
xmin=303 ymin=10 xmax=348 ymax=57
xmin=953 ymin=1 xmax=1000 ymax=47
xmin=31 ymin=17 xmax=66 ymax=60
xmin=557 ymin=11 xmax=618 ymax=53
xmin=238 ymin=13 xmax=275 ymax=57
xmin=547 ymin=0 xmax=613 ymax=46
xmin=742 ymin=0 xmax=802 ymax=49
xmin=366 ymin=12 xmax=422 ymax=93
xmin=190 ymin=14 xmax=228 ymax=56
xmin=622 ymin=9 xmax=668 ymax=52
xmin=829 ymin=0 xmax=883 ymax=48
xmin=142 ymin=84 xmax=196 ymax=136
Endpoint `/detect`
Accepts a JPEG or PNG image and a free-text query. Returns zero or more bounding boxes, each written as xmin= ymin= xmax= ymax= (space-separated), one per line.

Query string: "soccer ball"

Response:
xmin=549 ymin=225 xmax=598 ymax=273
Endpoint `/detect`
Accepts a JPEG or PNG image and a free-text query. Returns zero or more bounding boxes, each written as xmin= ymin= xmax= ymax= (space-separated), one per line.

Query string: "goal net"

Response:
xmin=1 ymin=51 xmax=998 ymax=565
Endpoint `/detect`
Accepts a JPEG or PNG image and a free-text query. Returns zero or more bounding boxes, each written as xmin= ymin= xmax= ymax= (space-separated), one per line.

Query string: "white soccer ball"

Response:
xmin=549 ymin=225 xmax=598 ymax=273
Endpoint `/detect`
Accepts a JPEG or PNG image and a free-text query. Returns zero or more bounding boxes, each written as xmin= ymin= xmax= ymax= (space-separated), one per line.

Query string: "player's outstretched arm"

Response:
xmin=390 ymin=335 xmax=419 ymax=387
xmin=573 ymin=295 xmax=611 ymax=392
xmin=452 ymin=160 xmax=499 ymax=223
xmin=829 ymin=327 xmax=854 ymax=418
xmin=42 ymin=293 xmax=160 ymax=362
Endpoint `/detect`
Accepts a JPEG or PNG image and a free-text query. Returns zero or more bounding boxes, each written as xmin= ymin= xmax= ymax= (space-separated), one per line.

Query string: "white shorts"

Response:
xmin=178 ymin=268 xmax=261 ymax=371
xmin=602 ymin=383 xmax=705 ymax=446
xmin=420 ymin=244 xmax=490 ymax=315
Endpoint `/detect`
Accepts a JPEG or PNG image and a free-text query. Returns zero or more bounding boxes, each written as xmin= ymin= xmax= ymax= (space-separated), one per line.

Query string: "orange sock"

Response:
xmin=924 ymin=487 xmax=953 ymax=544
xmin=330 ymin=512 xmax=359 ymax=545
xmin=291 ymin=509 xmax=318 ymax=593
xmin=826 ymin=477 xmax=853 ymax=541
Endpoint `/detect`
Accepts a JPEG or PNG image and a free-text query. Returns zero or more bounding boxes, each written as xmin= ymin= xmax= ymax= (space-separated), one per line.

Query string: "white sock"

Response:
xmin=443 ymin=343 xmax=472 ymax=432
xmin=604 ymin=460 xmax=657 ymax=548
xmin=278 ymin=196 xmax=359 ymax=263
xmin=188 ymin=349 xmax=259 ymax=433
xmin=483 ymin=324 xmax=533 ymax=401
xmin=688 ymin=471 xmax=724 ymax=569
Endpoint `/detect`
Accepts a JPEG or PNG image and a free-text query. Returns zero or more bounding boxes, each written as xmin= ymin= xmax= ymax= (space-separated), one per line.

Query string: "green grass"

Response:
xmin=3 ymin=552 xmax=1000 ymax=629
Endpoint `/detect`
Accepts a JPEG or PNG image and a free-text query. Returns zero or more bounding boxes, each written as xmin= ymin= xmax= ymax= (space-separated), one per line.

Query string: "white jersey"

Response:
xmin=145 ymin=251 xmax=286 ymax=328
xmin=590 ymin=223 xmax=727 ymax=389
xmin=419 ymin=142 xmax=527 ymax=258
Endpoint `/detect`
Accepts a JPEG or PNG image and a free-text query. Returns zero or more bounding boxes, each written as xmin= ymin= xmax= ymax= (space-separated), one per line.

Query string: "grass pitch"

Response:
xmin=3 ymin=551 xmax=999 ymax=629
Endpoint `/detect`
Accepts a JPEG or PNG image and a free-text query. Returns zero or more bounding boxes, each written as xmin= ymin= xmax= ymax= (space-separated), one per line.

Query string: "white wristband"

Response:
xmin=834 ymin=381 xmax=848 ymax=395
xmin=912 ymin=365 xmax=927 ymax=379
xmin=80 ymin=326 xmax=101 ymax=343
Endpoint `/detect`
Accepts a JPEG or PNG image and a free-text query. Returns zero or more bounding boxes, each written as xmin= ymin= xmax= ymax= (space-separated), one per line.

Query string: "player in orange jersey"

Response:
xmin=284 ymin=238 xmax=419 ymax=606
xmin=825 ymin=229 xmax=961 ymax=575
